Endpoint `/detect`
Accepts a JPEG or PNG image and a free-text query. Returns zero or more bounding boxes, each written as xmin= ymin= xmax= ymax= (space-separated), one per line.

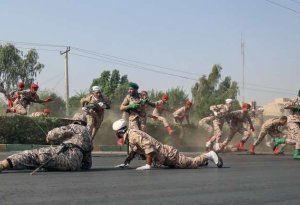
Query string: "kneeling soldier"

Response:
xmin=0 ymin=113 xmax=93 ymax=173
xmin=113 ymin=119 xmax=223 ymax=170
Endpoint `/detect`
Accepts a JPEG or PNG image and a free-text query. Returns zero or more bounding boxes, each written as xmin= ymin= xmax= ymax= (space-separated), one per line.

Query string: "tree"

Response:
xmin=68 ymin=90 xmax=88 ymax=116
xmin=191 ymin=64 xmax=239 ymax=118
xmin=0 ymin=44 xmax=44 ymax=92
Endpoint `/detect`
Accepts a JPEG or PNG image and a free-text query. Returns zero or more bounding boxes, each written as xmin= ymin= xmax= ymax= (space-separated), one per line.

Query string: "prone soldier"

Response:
xmin=0 ymin=113 xmax=93 ymax=172
xmin=112 ymin=119 xmax=223 ymax=170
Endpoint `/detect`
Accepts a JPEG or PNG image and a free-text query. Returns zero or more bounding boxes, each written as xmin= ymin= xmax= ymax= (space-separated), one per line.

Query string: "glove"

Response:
xmin=250 ymin=125 xmax=255 ymax=131
xmin=114 ymin=163 xmax=129 ymax=168
xmin=98 ymin=102 xmax=107 ymax=109
xmin=44 ymin=96 xmax=53 ymax=102
xmin=136 ymin=164 xmax=151 ymax=170
xmin=82 ymin=107 xmax=89 ymax=112
xmin=295 ymin=105 xmax=300 ymax=110
xmin=128 ymin=103 xmax=140 ymax=110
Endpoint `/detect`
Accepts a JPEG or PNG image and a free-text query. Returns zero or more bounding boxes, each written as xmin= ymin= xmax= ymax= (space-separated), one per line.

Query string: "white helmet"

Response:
xmin=225 ymin=98 xmax=233 ymax=104
xmin=112 ymin=119 xmax=127 ymax=131
xmin=92 ymin=86 xmax=101 ymax=92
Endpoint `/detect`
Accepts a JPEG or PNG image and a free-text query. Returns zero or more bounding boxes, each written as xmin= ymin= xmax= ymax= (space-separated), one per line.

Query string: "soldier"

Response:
xmin=220 ymin=103 xmax=255 ymax=151
xmin=80 ymin=85 xmax=111 ymax=142
xmin=0 ymin=113 xmax=93 ymax=172
xmin=31 ymin=108 xmax=50 ymax=117
xmin=173 ymin=101 xmax=193 ymax=125
xmin=150 ymin=94 xmax=173 ymax=135
xmin=249 ymin=116 xmax=287 ymax=154
xmin=112 ymin=119 xmax=223 ymax=170
xmin=205 ymin=99 xmax=233 ymax=151
xmin=6 ymin=83 xmax=52 ymax=115
xmin=0 ymin=82 xmax=25 ymax=108
xmin=199 ymin=115 xmax=215 ymax=134
xmin=120 ymin=82 xmax=154 ymax=130
xmin=139 ymin=89 xmax=155 ymax=132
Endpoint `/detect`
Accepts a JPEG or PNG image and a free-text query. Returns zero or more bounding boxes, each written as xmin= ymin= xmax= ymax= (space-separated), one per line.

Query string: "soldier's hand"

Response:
xmin=128 ymin=103 xmax=140 ymax=110
xmin=98 ymin=102 xmax=107 ymax=109
xmin=44 ymin=96 xmax=53 ymax=103
xmin=82 ymin=107 xmax=89 ymax=112
xmin=136 ymin=164 xmax=151 ymax=170
xmin=115 ymin=163 xmax=129 ymax=168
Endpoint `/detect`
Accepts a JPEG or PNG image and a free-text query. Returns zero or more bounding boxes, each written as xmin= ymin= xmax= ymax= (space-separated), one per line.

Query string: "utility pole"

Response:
xmin=241 ymin=33 xmax=245 ymax=102
xmin=60 ymin=46 xmax=71 ymax=117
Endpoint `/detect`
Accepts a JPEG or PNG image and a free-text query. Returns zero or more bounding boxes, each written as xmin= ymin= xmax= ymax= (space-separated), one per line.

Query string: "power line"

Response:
xmin=0 ymin=40 xmax=67 ymax=48
xmin=290 ymin=0 xmax=300 ymax=5
xmin=265 ymin=0 xmax=300 ymax=15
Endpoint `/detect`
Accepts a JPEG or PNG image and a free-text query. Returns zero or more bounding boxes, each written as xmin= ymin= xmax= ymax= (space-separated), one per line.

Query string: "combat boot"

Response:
xmin=273 ymin=147 xmax=280 ymax=155
xmin=204 ymin=151 xmax=223 ymax=168
xmin=293 ymin=149 xmax=300 ymax=160
xmin=237 ymin=142 xmax=246 ymax=151
xmin=249 ymin=145 xmax=255 ymax=154
xmin=220 ymin=144 xmax=225 ymax=152
xmin=166 ymin=126 xmax=173 ymax=136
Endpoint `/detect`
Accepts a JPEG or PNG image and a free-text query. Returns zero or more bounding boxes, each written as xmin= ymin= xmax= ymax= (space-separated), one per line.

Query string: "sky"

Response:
xmin=0 ymin=0 xmax=299 ymax=105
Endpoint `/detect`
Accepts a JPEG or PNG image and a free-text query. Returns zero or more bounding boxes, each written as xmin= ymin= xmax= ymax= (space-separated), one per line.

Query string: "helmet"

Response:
xmin=185 ymin=101 xmax=193 ymax=106
xmin=112 ymin=119 xmax=127 ymax=131
xmin=242 ymin=103 xmax=251 ymax=109
xmin=31 ymin=83 xmax=39 ymax=89
xmin=92 ymin=86 xmax=101 ymax=92
xmin=161 ymin=95 xmax=168 ymax=101
xmin=18 ymin=82 xmax=25 ymax=88
xmin=128 ymin=82 xmax=139 ymax=90
xmin=225 ymin=98 xmax=233 ymax=104
xmin=72 ymin=113 xmax=87 ymax=123
xmin=43 ymin=108 xmax=50 ymax=113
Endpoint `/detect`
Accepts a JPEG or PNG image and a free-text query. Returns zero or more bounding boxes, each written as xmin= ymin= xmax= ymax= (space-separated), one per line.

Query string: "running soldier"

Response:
xmin=0 ymin=113 xmax=93 ymax=172
xmin=0 ymin=82 xmax=25 ymax=109
xmin=112 ymin=119 xmax=223 ymax=170
xmin=150 ymin=94 xmax=173 ymax=135
xmin=205 ymin=99 xmax=233 ymax=151
xmin=249 ymin=116 xmax=287 ymax=154
xmin=6 ymin=83 xmax=52 ymax=115
xmin=80 ymin=85 xmax=111 ymax=142
xmin=220 ymin=103 xmax=255 ymax=151
xmin=31 ymin=108 xmax=50 ymax=117
xmin=199 ymin=115 xmax=215 ymax=134
xmin=173 ymin=101 xmax=193 ymax=125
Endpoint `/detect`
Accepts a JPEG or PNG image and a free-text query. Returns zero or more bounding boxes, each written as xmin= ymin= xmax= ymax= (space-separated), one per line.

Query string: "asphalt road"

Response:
xmin=0 ymin=152 xmax=299 ymax=205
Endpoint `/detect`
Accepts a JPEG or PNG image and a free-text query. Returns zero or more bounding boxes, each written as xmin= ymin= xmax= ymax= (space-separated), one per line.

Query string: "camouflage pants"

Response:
xmin=208 ymin=118 xmax=224 ymax=143
xmin=87 ymin=112 xmax=104 ymax=140
xmin=199 ymin=119 xmax=213 ymax=133
xmin=139 ymin=111 xmax=147 ymax=132
xmin=285 ymin=122 xmax=300 ymax=149
xmin=253 ymin=129 xmax=281 ymax=147
xmin=7 ymin=146 xmax=83 ymax=171
xmin=128 ymin=115 xmax=142 ymax=130
xmin=222 ymin=123 xmax=250 ymax=146
xmin=13 ymin=103 xmax=27 ymax=115
xmin=175 ymin=153 xmax=207 ymax=168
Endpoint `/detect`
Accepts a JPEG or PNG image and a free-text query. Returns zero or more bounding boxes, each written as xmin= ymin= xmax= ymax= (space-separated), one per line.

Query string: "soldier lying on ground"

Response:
xmin=112 ymin=119 xmax=223 ymax=170
xmin=0 ymin=113 xmax=93 ymax=172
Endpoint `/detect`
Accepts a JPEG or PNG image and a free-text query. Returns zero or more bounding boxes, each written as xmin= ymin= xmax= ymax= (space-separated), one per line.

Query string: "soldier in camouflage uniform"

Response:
xmin=0 ymin=113 xmax=93 ymax=172
xmin=80 ymin=86 xmax=111 ymax=142
xmin=150 ymin=94 xmax=173 ymax=135
xmin=0 ymin=82 xmax=25 ymax=109
xmin=249 ymin=116 xmax=287 ymax=154
xmin=199 ymin=115 xmax=215 ymax=134
xmin=138 ymin=90 xmax=155 ymax=132
xmin=120 ymin=82 xmax=154 ymax=131
xmin=274 ymin=95 xmax=300 ymax=159
xmin=112 ymin=119 xmax=223 ymax=170
xmin=205 ymin=99 xmax=233 ymax=151
xmin=7 ymin=83 xmax=52 ymax=115
xmin=31 ymin=108 xmax=50 ymax=117
xmin=173 ymin=101 xmax=193 ymax=125
xmin=220 ymin=103 xmax=255 ymax=151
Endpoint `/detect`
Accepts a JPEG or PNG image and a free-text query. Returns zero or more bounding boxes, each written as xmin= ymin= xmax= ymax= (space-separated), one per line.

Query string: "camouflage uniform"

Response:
xmin=285 ymin=114 xmax=300 ymax=150
xmin=173 ymin=106 xmax=190 ymax=125
xmin=12 ymin=90 xmax=44 ymax=115
xmin=126 ymin=129 xmax=207 ymax=168
xmin=80 ymin=94 xmax=110 ymax=140
xmin=253 ymin=118 xmax=285 ymax=147
xmin=199 ymin=116 xmax=215 ymax=133
xmin=121 ymin=93 xmax=143 ymax=130
xmin=151 ymin=100 xmax=171 ymax=127
xmin=6 ymin=123 xmax=92 ymax=171
xmin=208 ymin=104 xmax=231 ymax=143
xmin=222 ymin=110 xmax=253 ymax=147
xmin=31 ymin=112 xmax=48 ymax=117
